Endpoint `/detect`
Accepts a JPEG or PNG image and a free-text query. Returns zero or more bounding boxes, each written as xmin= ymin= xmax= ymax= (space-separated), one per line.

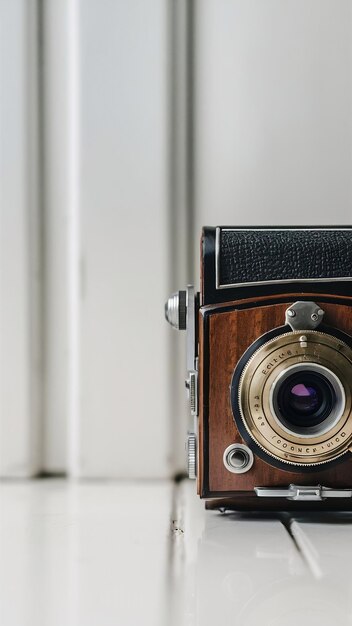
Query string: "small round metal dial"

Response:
xmin=223 ymin=443 xmax=254 ymax=474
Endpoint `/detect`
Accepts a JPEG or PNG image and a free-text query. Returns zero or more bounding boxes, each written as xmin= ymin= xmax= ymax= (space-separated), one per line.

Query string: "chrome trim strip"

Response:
xmin=255 ymin=484 xmax=352 ymax=500
xmin=215 ymin=227 xmax=352 ymax=290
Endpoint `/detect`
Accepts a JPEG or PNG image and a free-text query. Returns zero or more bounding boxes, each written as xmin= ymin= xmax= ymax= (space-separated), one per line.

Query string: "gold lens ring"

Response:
xmin=261 ymin=348 xmax=351 ymax=444
xmin=238 ymin=330 xmax=352 ymax=466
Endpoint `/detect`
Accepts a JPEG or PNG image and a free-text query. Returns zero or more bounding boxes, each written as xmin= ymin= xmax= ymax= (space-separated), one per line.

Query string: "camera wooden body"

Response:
xmin=195 ymin=226 xmax=352 ymax=509
xmin=198 ymin=294 xmax=352 ymax=509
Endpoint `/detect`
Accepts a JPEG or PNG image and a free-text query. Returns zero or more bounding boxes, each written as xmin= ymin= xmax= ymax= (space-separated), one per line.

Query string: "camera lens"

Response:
xmin=276 ymin=371 xmax=334 ymax=429
xmin=270 ymin=363 xmax=345 ymax=437
xmin=289 ymin=383 xmax=319 ymax=414
xmin=236 ymin=330 xmax=352 ymax=465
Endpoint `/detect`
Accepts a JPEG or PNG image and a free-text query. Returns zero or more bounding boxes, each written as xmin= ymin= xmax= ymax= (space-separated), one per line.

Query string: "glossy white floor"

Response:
xmin=1 ymin=480 xmax=352 ymax=626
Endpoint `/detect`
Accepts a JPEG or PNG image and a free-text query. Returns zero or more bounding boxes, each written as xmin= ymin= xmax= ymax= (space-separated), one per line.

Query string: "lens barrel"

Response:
xmin=274 ymin=370 xmax=335 ymax=430
xmin=270 ymin=362 xmax=345 ymax=438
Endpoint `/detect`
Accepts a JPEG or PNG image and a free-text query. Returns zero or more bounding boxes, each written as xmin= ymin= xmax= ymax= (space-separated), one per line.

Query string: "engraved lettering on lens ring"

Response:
xmin=237 ymin=330 xmax=352 ymax=466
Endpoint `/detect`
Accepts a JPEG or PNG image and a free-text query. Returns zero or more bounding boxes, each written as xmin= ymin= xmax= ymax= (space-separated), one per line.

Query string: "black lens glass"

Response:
xmin=289 ymin=383 xmax=320 ymax=415
xmin=276 ymin=370 xmax=335 ymax=429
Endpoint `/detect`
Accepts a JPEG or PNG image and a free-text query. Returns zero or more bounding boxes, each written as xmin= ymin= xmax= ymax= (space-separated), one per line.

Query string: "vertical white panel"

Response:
xmin=42 ymin=1 xmax=71 ymax=472
xmin=0 ymin=0 xmax=41 ymax=476
xmin=71 ymin=0 xmax=170 ymax=477
xmin=168 ymin=0 xmax=195 ymax=473
xmin=194 ymin=0 xmax=352 ymax=269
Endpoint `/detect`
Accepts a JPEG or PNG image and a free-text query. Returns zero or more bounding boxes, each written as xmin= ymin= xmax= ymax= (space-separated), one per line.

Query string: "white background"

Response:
xmin=1 ymin=0 xmax=352 ymax=478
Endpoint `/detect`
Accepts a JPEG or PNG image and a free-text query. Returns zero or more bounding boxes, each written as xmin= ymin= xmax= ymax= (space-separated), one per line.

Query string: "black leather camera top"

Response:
xmin=202 ymin=226 xmax=352 ymax=305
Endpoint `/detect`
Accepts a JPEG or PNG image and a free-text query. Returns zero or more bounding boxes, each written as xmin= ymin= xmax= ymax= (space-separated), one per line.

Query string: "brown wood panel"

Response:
xmin=197 ymin=313 xmax=204 ymax=496
xmin=199 ymin=296 xmax=352 ymax=498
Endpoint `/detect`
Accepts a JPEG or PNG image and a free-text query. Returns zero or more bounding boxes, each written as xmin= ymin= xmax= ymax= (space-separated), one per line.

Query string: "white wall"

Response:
xmin=42 ymin=0 xmax=175 ymax=478
xmin=0 ymin=0 xmax=179 ymax=478
xmin=42 ymin=0 xmax=72 ymax=473
xmin=0 ymin=0 xmax=41 ymax=476
xmin=194 ymin=0 xmax=352 ymax=274
xmin=76 ymin=0 xmax=171 ymax=477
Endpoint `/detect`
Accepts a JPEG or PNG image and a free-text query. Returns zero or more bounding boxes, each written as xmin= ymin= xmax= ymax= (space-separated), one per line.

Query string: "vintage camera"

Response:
xmin=165 ymin=226 xmax=352 ymax=510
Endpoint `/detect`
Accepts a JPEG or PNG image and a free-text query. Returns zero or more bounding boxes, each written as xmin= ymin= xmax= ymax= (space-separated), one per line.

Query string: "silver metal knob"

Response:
xmin=223 ymin=443 xmax=254 ymax=474
xmin=164 ymin=290 xmax=187 ymax=330
xmin=187 ymin=433 xmax=197 ymax=479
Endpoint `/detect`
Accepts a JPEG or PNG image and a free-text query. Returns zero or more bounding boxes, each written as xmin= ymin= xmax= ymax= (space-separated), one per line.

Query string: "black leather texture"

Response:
xmin=219 ymin=228 xmax=352 ymax=286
